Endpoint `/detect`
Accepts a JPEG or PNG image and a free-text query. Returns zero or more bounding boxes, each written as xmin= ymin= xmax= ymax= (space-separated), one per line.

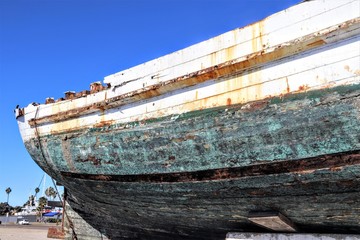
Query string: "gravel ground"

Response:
xmin=0 ymin=223 xmax=58 ymax=240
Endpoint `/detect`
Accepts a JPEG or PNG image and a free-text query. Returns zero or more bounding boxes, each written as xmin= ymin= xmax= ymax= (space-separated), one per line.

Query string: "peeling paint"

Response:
xmin=26 ymin=18 xmax=360 ymax=129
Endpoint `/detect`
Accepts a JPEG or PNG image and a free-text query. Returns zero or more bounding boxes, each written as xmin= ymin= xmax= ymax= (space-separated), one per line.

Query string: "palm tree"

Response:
xmin=5 ymin=187 xmax=11 ymax=204
xmin=37 ymin=196 xmax=47 ymax=216
xmin=35 ymin=187 xmax=40 ymax=197
xmin=51 ymin=190 xmax=57 ymax=200
xmin=29 ymin=195 xmax=35 ymax=206
xmin=45 ymin=187 xmax=57 ymax=200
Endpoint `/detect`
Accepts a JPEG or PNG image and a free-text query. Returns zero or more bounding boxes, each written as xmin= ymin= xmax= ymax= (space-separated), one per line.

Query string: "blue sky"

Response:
xmin=0 ymin=0 xmax=299 ymax=206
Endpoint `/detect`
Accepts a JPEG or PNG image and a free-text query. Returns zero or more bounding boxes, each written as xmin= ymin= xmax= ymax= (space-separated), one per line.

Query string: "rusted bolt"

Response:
xmin=45 ymin=97 xmax=55 ymax=104
xmin=90 ymin=81 xmax=104 ymax=93
xmin=64 ymin=91 xmax=76 ymax=100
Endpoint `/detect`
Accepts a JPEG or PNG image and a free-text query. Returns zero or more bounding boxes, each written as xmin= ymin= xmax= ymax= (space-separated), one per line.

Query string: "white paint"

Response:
xmin=104 ymin=0 xmax=359 ymax=90
xmin=16 ymin=0 xmax=360 ymax=142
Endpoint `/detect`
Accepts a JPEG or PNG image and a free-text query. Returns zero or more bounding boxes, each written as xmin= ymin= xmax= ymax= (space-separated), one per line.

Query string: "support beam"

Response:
xmin=248 ymin=211 xmax=297 ymax=232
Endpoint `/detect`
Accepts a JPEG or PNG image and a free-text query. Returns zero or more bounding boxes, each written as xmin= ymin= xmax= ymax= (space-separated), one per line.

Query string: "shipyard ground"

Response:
xmin=0 ymin=223 xmax=57 ymax=240
xmin=1 ymin=223 xmax=360 ymax=240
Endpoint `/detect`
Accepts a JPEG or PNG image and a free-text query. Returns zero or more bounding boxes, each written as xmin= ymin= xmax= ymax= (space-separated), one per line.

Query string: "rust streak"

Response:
xmin=286 ymin=77 xmax=290 ymax=93
xmin=226 ymin=98 xmax=232 ymax=106
xmin=298 ymin=84 xmax=310 ymax=92
xmin=93 ymin=120 xmax=115 ymax=128
xmin=306 ymin=39 xmax=326 ymax=48
xmin=241 ymin=100 xmax=269 ymax=112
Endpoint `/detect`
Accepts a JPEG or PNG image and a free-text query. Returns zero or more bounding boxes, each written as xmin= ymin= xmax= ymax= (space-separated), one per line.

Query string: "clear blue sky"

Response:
xmin=0 ymin=0 xmax=300 ymax=206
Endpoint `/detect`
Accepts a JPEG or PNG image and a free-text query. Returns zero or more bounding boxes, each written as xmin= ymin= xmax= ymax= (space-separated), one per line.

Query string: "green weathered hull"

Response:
xmin=24 ymin=85 xmax=360 ymax=239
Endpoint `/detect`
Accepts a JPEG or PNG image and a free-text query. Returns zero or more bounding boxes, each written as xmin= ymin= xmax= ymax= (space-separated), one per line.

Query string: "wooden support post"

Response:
xmin=248 ymin=211 xmax=297 ymax=232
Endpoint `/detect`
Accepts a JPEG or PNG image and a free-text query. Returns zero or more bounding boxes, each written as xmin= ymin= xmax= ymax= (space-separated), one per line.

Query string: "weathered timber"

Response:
xmin=63 ymin=200 xmax=109 ymax=240
xmin=61 ymin=167 xmax=360 ymax=239
xmin=15 ymin=1 xmax=360 ymax=239
xmin=248 ymin=211 xmax=297 ymax=232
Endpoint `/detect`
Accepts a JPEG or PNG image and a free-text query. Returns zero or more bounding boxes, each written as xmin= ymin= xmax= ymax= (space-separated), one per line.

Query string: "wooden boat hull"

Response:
xmin=15 ymin=0 xmax=360 ymax=239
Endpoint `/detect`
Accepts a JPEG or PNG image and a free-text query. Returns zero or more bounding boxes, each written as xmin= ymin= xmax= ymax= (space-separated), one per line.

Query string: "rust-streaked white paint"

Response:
xmin=103 ymin=0 xmax=359 ymax=89
xmin=17 ymin=0 xmax=360 ymax=142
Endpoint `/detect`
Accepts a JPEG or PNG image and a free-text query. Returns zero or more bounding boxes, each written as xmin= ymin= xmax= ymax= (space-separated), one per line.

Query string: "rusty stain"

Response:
xmin=344 ymin=65 xmax=360 ymax=76
xmin=286 ymin=77 xmax=290 ymax=93
xmin=258 ymin=19 xmax=265 ymax=49
xmin=306 ymin=39 xmax=326 ymax=48
xmin=298 ymin=84 xmax=310 ymax=92
xmin=225 ymin=48 xmax=232 ymax=62
xmin=251 ymin=21 xmax=264 ymax=53
xmin=226 ymin=98 xmax=232 ymax=106
xmin=76 ymin=155 xmax=102 ymax=166
xmin=241 ymin=100 xmax=269 ymax=112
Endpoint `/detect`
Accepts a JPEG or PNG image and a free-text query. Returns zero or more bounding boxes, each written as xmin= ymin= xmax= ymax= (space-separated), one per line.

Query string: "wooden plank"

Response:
xmin=248 ymin=211 xmax=297 ymax=232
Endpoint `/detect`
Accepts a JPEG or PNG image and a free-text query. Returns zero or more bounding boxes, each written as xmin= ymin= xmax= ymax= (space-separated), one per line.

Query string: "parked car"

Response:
xmin=18 ymin=219 xmax=30 ymax=225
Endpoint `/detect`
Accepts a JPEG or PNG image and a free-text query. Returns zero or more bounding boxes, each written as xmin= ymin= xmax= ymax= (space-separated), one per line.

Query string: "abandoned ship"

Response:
xmin=15 ymin=0 xmax=360 ymax=239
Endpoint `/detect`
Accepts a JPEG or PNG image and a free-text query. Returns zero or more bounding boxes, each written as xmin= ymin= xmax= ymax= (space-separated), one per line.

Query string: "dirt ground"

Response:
xmin=0 ymin=223 xmax=58 ymax=240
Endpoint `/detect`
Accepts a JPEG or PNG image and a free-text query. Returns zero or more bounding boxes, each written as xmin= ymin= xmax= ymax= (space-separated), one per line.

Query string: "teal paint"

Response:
xmin=22 ymin=85 xmax=360 ymax=239
xmin=24 ymin=85 xmax=360 ymax=176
